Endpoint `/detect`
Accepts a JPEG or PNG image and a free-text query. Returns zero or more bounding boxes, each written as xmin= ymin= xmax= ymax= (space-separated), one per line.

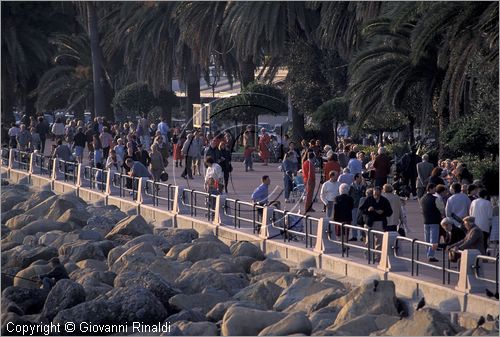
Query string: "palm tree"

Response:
xmin=33 ymin=34 xmax=93 ymax=114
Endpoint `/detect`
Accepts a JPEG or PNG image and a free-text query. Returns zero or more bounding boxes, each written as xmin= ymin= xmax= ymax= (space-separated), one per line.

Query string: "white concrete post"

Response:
xmin=28 ymin=153 xmax=34 ymax=174
xmin=75 ymin=163 xmax=82 ymax=187
xmin=8 ymin=149 xmax=14 ymax=169
xmin=136 ymin=177 xmax=145 ymax=204
xmin=259 ymin=206 xmax=281 ymax=239
xmin=105 ymin=169 xmax=112 ymax=195
xmin=51 ymin=158 xmax=58 ymax=180
xmin=173 ymin=186 xmax=190 ymax=214
xmin=378 ymin=231 xmax=407 ymax=272
xmin=455 ymin=249 xmax=485 ymax=294
xmin=314 ymin=217 xmax=340 ymax=254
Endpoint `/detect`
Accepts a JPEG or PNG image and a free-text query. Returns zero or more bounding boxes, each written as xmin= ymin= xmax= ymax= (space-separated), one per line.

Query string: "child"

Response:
xmin=243 ymin=145 xmax=254 ymax=172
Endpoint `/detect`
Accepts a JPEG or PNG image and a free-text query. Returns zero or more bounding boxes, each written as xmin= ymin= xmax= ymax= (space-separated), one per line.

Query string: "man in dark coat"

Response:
xmin=398 ymin=146 xmax=421 ymax=199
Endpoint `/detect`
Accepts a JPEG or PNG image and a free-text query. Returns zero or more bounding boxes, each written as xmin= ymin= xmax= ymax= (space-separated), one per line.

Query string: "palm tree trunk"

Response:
xmin=291 ymin=109 xmax=305 ymax=142
xmin=186 ymin=64 xmax=200 ymax=129
xmin=87 ymin=2 xmax=108 ymax=120
xmin=239 ymin=57 xmax=255 ymax=89
xmin=161 ymin=70 xmax=173 ymax=125
xmin=1 ymin=72 xmax=15 ymax=124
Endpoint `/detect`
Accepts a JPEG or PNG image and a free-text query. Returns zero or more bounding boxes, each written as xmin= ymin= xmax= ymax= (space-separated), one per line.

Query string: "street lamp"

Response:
xmin=207 ymin=65 xmax=220 ymax=98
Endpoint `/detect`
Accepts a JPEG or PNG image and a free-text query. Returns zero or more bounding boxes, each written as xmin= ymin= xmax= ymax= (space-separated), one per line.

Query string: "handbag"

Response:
xmin=160 ymin=171 xmax=168 ymax=182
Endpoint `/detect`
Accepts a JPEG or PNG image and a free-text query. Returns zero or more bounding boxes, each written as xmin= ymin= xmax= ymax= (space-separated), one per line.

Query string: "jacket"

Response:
xmin=373 ymin=154 xmax=391 ymax=178
xmin=451 ymin=225 xmax=485 ymax=254
xmin=416 ymin=161 xmax=434 ymax=188
xmin=359 ymin=195 xmax=393 ymax=229
xmin=334 ymin=194 xmax=354 ymax=223
xmin=421 ymin=193 xmax=442 ymax=224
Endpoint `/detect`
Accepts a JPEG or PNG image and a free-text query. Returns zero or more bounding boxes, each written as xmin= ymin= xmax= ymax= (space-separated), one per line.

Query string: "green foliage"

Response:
xmin=458 ymin=155 xmax=499 ymax=195
xmin=112 ymin=82 xmax=156 ymax=121
xmin=212 ymin=82 xmax=287 ymax=121
xmin=443 ymin=112 xmax=499 ymax=159
xmin=361 ymin=110 xmax=409 ymax=133
xmin=312 ymin=97 xmax=349 ymax=124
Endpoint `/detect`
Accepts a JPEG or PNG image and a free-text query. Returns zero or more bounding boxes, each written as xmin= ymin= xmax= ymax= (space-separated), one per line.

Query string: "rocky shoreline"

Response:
xmin=1 ymin=181 xmax=498 ymax=336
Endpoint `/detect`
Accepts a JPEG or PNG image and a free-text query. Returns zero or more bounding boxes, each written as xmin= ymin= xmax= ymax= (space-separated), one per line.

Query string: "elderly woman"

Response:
xmin=334 ymin=183 xmax=354 ymax=240
xmin=149 ymin=143 xmax=165 ymax=182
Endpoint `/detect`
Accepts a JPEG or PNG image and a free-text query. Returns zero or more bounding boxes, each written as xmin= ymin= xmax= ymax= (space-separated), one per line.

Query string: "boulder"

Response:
xmin=169 ymin=291 xmax=230 ymax=314
xmin=381 ymin=308 xmax=463 ymax=336
xmin=1 ymin=312 xmax=38 ymax=336
xmin=13 ymin=264 xmax=52 ymax=289
xmin=175 ymin=268 xmax=248 ymax=296
xmin=83 ymin=215 xmax=115 ymax=236
xmin=221 ymin=306 xmax=287 ymax=336
xmin=40 ymin=279 xmax=86 ymax=321
xmin=105 ymin=215 xmax=152 ymax=241
xmin=1 ymin=267 xmax=21 ymax=291
xmin=1 ymin=194 xmax=27 ymax=211
xmin=328 ymin=314 xmax=399 ymax=335
xmin=258 ymin=311 xmax=312 ymax=336
xmin=53 ymin=299 xmax=119 ymax=326
xmin=1 ymin=209 xmax=24 ymax=225
xmin=83 ymin=284 xmax=113 ymax=301
xmin=21 ymin=219 xmax=74 ymax=236
xmin=328 ymin=280 xmax=399 ymax=326
xmin=93 ymin=240 xmax=117 ymax=258
xmin=86 ymin=205 xmax=127 ymax=224
xmin=3 ymin=245 xmax=58 ymax=268
xmin=166 ymin=243 xmax=192 ymax=259
xmin=191 ymin=258 xmax=245 ymax=274
xmin=38 ymin=231 xmax=65 ymax=247
xmin=230 ymin=241 xmax=265 ymax=260
xmin=78 ymin=230 xmax=105 ymax=241
xmin=206 ymin=301 xmax=266 ymax=322
xmin=111 ymin=242 xmax=158 ymax=272
xmin=250 ymin=272 xmax=297 ymax=289
xmin=177 ymin=241 xmax=231 ymax=263
xmin=57 ymin=208 xmax=91 ymax=228
xmin=165 ymin=308 xmax=206 ymax=323
xmin=123 ymin=234 xmax=173 ymax=253
xmin=46 ymin=199 xmax=79 ymax=221
xmin=250 ymin=259 xmax=290 ymax=275
xmin=273 ymin=277 xmax=340 ymax=312
xmin=114 ymin=271 xmax=179 ymax=309
xmin=58 ymin=240 xmax=106 ymax=262
xmin=71 ymin=269 xmax=116 ymax=287
xmin=2 ymin=230 xmax=26 ymax=244
xmin=11 ymin=190 xmax=54 ymax=212
xmin=233 ymin=279 xmax=283 ymax=309
xmin=232 ymin=256 xmax=257 ymax=273
xmin=175 ymin=321 xmax=218 ymax=336
xmin=1 ymin=241 xmax=20 ymax=252
xmin=76 ymin=259 xmax=107 ymax=271
xmin=155 ymin=228 xmax=198 ymax=246
xmin=1 ymin=286 xmax=48 ymax=315
xmin=284 ymin=287 xmax=346 ymax=314
xmin=5 ymin=214 xmax=37 ymax=230
xmin=309 ymin=306 xmax=342 ymax=333
xmin=107 ymin=246 xmax=127 ymax=266
xmin=103 ymin=285 xmax=168 ymax=323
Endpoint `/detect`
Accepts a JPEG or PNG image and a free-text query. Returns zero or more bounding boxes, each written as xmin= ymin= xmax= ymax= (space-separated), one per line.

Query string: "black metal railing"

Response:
xmin=32 ymin=153 xmax=52 ymax=176
xmin=55 ymin=159 xmax=78 ymax=184
xmin=1 ymin=147 xmax=10 ymax=166
xmin=111 ymin=171 xmax=140 ymax=199
xmin=223 ymin=198 xmax=263 ymax=232
xmin=82 ymin=166 xmax=108 ymax=192
xmin=272 ymin=210 xmax=318 ymax=249
xmin=327 ymin=221 xmax=384 ymax=264
xmin=473 ymin=254 xmax=499 ymax=295
xmin=143 ymin=180 xmax=175 ymax=210
xmin=181 ymin=188 xmax=216 ymax=222
xmin=393 ymin=236 xmax=460 ymax=285
xmin=12 ymin=149 xmax=31 ymax=172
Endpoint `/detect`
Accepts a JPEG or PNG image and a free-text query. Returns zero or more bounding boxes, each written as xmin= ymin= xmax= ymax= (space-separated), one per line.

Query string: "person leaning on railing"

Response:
xmin=437 ymin=217 xmax=466 ymax=250
xmin=448 ymin=216 xmax=486 ymax=256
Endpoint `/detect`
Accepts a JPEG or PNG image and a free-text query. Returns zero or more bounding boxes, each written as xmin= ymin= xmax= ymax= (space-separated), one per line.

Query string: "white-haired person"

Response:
xmin=333 ymin=183 xmax=354 ymax=242
xmin=320 ymin=170 xmax=340 ymax=219
xmin=373 ymin=147 xmax=392 ymax=187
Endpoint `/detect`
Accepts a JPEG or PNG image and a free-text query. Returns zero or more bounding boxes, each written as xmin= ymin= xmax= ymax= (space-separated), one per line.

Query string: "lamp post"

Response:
xmin=208 ymin=65 xmax=220 ymax=98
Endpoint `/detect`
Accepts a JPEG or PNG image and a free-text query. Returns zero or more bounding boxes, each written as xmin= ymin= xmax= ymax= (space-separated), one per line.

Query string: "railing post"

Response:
xmin=76 ymin=164 xmax=82 ymax=187
xmin=314 ymin=217 xmax=340 ymax=254
xmin=28 ymin=153 xmax=34 ymax=174
xmin=455 ymin=249 xmax=485 ymax=294
xmin=213 ymin=195 xmax=232 ymax=226
xmin=259 ymin=206 xmax=280 ymax=239
xmin=8 ymin=149 xmax=14 ymax=169
xmin=136 ymin=177 xmax=145 ymax=204
xmin=378 ymin=231 xmax=407 ymax=272
xmin=172 ymin=186 xmax=189 ymax=215
xmin=105 ymin=169 xmax=112 ymax=195
xmin=51 ymin=158 xmax=58 ymax=180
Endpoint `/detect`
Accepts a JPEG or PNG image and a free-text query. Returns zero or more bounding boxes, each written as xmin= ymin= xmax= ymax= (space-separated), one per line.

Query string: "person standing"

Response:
xmin=373 ymin=147 xmax=391 ymax=187
xmin=28 ymin=127 xmax=41 ymax=152
xmin=258 ymin=128 xmax=271 ymax=166
xmin=73 ymin=127 xmax=87 ymax=163
xmin=420 ymin=183 xmax=443 ymax=262
xmin=135 ymin=143 xmax=151 ymax=168
xmin=445 ymin=182 xmax=471 ymax=219
xmin=398 ymin=146 xmax=421 ymax=199
xmin=416 ymin=153 xmax=434 ymax=198
xmin=36 ymin=116 xmax=49 ymax=154
xmin=334 ymin=183 xmax=354 ymax=241
xmin=191 ymin=131 xmax=204 ymax=176
xmin=181 ymin=133 xmax=196 ymax=180
xmin=243 ymin=145 xmax=255 ymax=172
xmin=158 ymin=117 xmax=170 ymax=144
xmin=218 ymin=142 xmax=232 ymax=194
xmin=92 ymin=134 xmax=103 ymax=167
xmin=349 ymin=173 xmax=366 ymax=241
xmin=323 ymin=153 xmax=341 ymax=183
xmin=16 ymin=124 xmax=31 ymax=151
xmin=302 ymin=152 xmax=317 ymax=213
xmin=149 ymin=143 xmax=165 ymax=182
xmin=100 ymin=127 xmax=113 ymax=160
xmin=347 ymin=151 xmax=363 ymax=176
xmin=470 ymin=189 xmax=493 ymax=251
xmin=382 ymin=184 xmax=401 ymax=232
xmin=320 ymin=170 xmax=340 ymax=219
xmin=204 ymin=156 xmax=223 ymax=207
xmin=51 ymin=118 xmax=65 ymax=142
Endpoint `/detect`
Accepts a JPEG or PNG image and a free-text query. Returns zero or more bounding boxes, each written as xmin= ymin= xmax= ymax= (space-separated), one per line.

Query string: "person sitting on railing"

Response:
xmin=125 ymin=158 xmax=151 ymax=179
xmin=252 ymin=175 xmax=271 ymax=206
xmin=438 ymin=217 xmax=466 ymax=249
xmin=448 ymin=216 xmax=486 ymax=256
xmin=334 ymin=183 xmax=354 ymax=243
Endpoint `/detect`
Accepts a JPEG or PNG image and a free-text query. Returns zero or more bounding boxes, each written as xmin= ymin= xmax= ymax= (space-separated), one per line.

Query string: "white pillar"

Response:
xmin=8 ymin=149 xmax=14 ymax=169
xmin=314 ymin=217 xmax=340 ymax=254
xmin=105 ymin=169 xmax=112 ymax=195
xmin=378 ymin=231 xmax=407 ymax=272
xmin=213 ymin=195 xmax=233 ymax=226
xmin=259 ymin=206 xmax=281 ymax=239
xmin=455 ymin=249 xmax=485 ymax=294
xmin=28 ymin=153 xmax=34 ymax=174
xmin=75 ymin=164 xmax=82 ymax=187
xmin=51 ymin=158 xmax=58 ymax=180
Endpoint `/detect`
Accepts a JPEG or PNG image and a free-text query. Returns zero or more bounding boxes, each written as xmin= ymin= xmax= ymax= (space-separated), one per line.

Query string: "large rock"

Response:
xmin=103 ymin=285 xmax=168 ymax=323
xmin=1 ymin=209 xmax=24 ymax=225
xmin=111 ymin=242 xmax=158 ymax=272
xmin=250 ymin=272 xmax=297 ymax=289
xmin=5 ymin=214 xmax=37 ymax=230
xmin=59 ymin=240 xmax=106 ymax=262
xmin=230 ymin=241 xmax=265 ymax=260
xmin=328 ymin=280 xmax=399 ymax=326
xmin=3 ymin=245 xmax=58 ymax=268
xmin=233 ymin=279 xmax=283 ymax=309
xmin=232 ymin=256 xmax=257 ymax=273
xmin=114 ymin=271 xmax=179 ymax=309
xmin=1 ymin=312 xmax=38 ymax=336
xmin=57 ymin=208 xmax=91 ymax=228
xmin=76 ymin=259 xmax=107 ymax=271
xmin=13 ymin=264 xmax=52 ymax=288
xmin=105 ymin=215 xmax=152 ymax=241
xmin=83 ymin=216 xmax=115 ymax=236
xmin=273 ymin=277 xmax=342 ymax=312
xmin=250 ymin=259 xmax=290 ymax=275
xmin=11 ymin=190 xmax=54 ymax=212
xmin=2 ymin=193 xmax=28 ymax=211
xmin=174 ymin=321 xmax=218 ymax=336
xmin=86 ymin=205 xmax=127 ymax=224
xmin=1 ymin=286 xmax=48 ymax=315
xmin=175 ymin=268 xmax=248 ymax=295
xmin=53 ymin=299 xmax=119 ymax=327
xmin=169 ymin=291 xmax=230 ymax=314
xmin=165 ymin=308 xmax=206 ymax=324
xmin=71 ymin=269 xmax=116 ymax=287
xmin=165 ymin=243 xmax=192 ymax=259
xmin=38 ymin=231 xmax=65 ymax=247
xmin=221 ymin=306 xmax=287 ymax=336
xmin=309 ymin=306 xmax=343 ymax=333
xmin=381 ymin=308 xmax=463 ymax=336
xmin=46 ymin=199 xmax=78 ymax=221
xmin=40 ymin=279 xmax=86 ymax=321
xmin=191 ymin=258 xmax=245 ymax=274
xmin=329 ymin=314 xmax=399 ymax=335
xmin=177 ymin=241 xmax=230 ymax=263
xmin=284 ymin=286 xmax=346 ymax=314
xmin=206 ymin=301 xmax=266 ymax=322
xmin=123 ymin=234 xmax=173 ymax=253
xmin=25 ymin=193 xmax=86 ymax=219
xmin=155 ymin=228 xmax=198 ymax=245
xmin=258 ymin=311 xmax=312 ymax=336
xmin=21 ymin=219 xmax=74 ymax=236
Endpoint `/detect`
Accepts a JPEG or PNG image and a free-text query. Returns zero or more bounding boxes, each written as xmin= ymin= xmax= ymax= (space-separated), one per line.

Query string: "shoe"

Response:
xmin=428 ymin=257 xmax=439 ymax=262
xmin=181 ymin=175 xmax=187 ymax=179
xmin=348 ymin=237 xmax=358 ymax=242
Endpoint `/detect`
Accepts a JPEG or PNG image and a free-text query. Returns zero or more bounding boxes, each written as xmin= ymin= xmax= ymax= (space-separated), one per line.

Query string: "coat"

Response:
xmin=416 ymin=161 xmax=434 ymax=188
